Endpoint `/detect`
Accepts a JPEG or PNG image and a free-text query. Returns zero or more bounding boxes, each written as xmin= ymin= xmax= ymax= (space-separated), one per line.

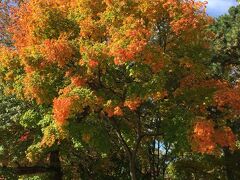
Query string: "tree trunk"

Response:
xmin=223 ymin=148 xmax=235 ymax=180
xmin=50 ymin=150 xmax=63 ymax=180
xmin=129 ymin=155 xmax=137 ymax=180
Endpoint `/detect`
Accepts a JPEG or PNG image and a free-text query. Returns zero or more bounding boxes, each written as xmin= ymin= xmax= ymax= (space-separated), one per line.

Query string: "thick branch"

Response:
xmin=114 ymin=124 xmax=132 ymax=155
xmin=0 ymin=166 xmax=56 ymax=176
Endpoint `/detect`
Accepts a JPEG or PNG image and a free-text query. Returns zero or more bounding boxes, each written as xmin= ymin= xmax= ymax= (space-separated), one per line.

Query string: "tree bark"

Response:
xmin=112 ymin=120 xmax=138 ymax=180
xmin=223 ymin=148 xmax=235 ymax=180
xmin=50 ymin=150 xmax=63 ymax=180
xmin=129 ymin=154 xmax=137 ymax=180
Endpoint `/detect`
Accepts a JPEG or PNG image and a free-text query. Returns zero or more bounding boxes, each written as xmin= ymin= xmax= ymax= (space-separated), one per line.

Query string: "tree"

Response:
xmin=0 ymin=0 xmax=238 ymax=179
xmin=0 ymin=1 xmax=64 ymax=179
xmin=208 ymin=4 xmax=240 ymax=179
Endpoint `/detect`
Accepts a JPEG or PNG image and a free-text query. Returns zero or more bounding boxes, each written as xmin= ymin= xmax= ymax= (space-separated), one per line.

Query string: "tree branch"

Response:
xmin=0 ymin=166 xmax=56 ymax=176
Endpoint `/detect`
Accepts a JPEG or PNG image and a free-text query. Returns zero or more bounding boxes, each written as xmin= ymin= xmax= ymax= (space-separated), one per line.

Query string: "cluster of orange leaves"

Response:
xmin=169 ymin=0 xmax=207 ymax=34
xmin=178 ymin=74 xmax=226 ymax=90
xmin=53 ymin=96 xmax=79 ymax=125
xmin=8 ymin=1 xmax=45 ymax=48
xmin=41 ymin=37 xmax=73 ymax=67
xmin=70 ymin=76 xmax=86 ymax=87
xmin=175 ymin=74 xmax=230 ymax=98
xmin=109 ymin=17 xmax=150 ymax=65
xmin=53 ymin=97 xmax=73 ymax=125
xmin=53 ymin=87 xmax=99 ymax=125
xmin=214 ymin=86 xmax=240 ymax=112
xmin=192 ymin=120 xmax=236 ymax=154
xmin=79 ymin=17 xmax=100 ymax=38
xmin=88 ymin=59 xmax=99 ymax=68
xmin=179 ymin=76 xmax=240 ymax=113
xmin=105 ymin=106 xmax=123 ymax=117
xmin=138 ymin=0 xmax=207 ymax=34
xmin=124 ymin=98 xmax=142 ymax=111
xmin=104 ymin=97 xmax=142 ymax=117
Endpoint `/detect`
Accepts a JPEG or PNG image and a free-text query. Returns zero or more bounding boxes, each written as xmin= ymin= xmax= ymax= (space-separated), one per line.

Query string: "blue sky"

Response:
xmin=205 ymin=0 xmax=239 ymax=17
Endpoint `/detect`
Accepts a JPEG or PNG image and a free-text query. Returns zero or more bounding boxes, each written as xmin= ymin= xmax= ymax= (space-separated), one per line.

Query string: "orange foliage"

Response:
xmin=109 ymin=17 xmax=150 ymax=65
xmin=8 ymin=2 xmax=37 ymax=48
xmin=105 ymin=107 xmax=114 ymax=117
xmin=124 ymin=98 xmax=142 ymax=111
xmin=179 ymin=74 xmax=227 ymax=90
xmin=103 ymin=0 xmax=113 ymax=6
xmin=192 ymin=120 xmax=216 ymax=154
xmin=70 ymin=76 xmax=86 ymax=87
xmin=24 ymin=66 xmax=35 ymax=73
xmin=40 ymin=133 xmax=56 ymax=148
xmin=105 ymin=106 xmax=123 ymax=117
xmin=192 ymin=120 xmax=236 ymax=154
xmin=138 ymin=0 xmax=207 ymax=34
xmin=79 ymin=17 xmax=98 ymax=38
xmin=214 ymin=86 xmax=240 ymax=112
xmin=65 ymin=70 xmax=73 ymax=77
xmin=113 ymin=106 xmax=123 ymax=116
xmin=53 ymin=97 xmax=73 ymax=125
xmin=170 ymin=0 xmax=207 ymax=34
xmin=88 ymin=59 xmax=99 ymax=68
xmin=58 ymin=86 xmax=72 ymax=96
xmin=41 ymin=37 xmax=73 ymax=67
xmin=215 ymin=127 xmax=236 ymax=150
xmin=53 ymin=88 xmax=98 ymax=126
xmin=174 ymin=74 xmax=230 ymax=98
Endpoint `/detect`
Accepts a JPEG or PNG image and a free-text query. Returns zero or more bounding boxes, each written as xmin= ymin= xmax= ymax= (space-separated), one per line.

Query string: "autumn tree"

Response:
xmin=207 ymin=4 xmax=240 ymax=179
xmin=0 ymin=1 xmax=64 ymax=179
xmin=172 ymin=3 xmax=240 ymax=179
xmin=1 ymin=0 xmax=238 ymax=179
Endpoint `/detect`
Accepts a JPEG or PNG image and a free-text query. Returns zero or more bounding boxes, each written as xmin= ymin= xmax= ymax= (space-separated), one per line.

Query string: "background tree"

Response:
xmin=209 ymin=4 xmax=240 ymax=179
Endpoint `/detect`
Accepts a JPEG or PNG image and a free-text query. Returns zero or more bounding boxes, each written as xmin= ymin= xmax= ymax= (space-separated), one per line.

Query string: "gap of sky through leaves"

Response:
xmin=205 ymin=0 xmax=239 ymax=17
